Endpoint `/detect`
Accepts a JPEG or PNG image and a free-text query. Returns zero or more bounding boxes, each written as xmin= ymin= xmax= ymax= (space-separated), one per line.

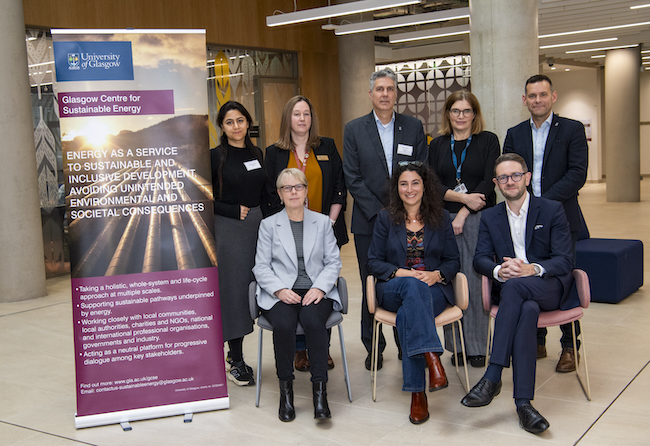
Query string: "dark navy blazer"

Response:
xmin=367 ymin=209 xmax=460 ymax=306
xmin=503 ymin=114 xmax=588 ymax=233
xmin=473 ymin=195 xmax=578 ymax=310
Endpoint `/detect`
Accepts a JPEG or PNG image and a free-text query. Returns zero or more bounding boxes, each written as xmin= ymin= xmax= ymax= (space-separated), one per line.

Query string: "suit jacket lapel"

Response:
xmin=392 ymin=114 xmax=403 ymax=172
xmin=393 ymin=220 xmax=407 ymax=258
xmin=364 ymin=112 xmax=389 ymax=175
xmin=302 ymin=210 xmax=317 ymax=266
xmin=496 ymin=203 xmax=516 ymax=257
xmin=525 ymin=196 xmax=541 ymax=252
xmin=277 ymin=211 xmax=298 ymax=268
xmin=543 ymin=115 xmax=561 ymax=170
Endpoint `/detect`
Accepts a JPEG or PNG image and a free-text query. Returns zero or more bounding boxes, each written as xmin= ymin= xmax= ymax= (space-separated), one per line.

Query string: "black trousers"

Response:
xmin=263 ymin=290 xmax=333 ymax=382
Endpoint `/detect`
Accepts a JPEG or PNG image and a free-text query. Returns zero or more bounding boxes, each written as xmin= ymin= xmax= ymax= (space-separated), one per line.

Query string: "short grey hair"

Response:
xmin=276 ymin=167 xmax=308 ymax=189
xmin=370 ymin=67 xmax=397 ymax=91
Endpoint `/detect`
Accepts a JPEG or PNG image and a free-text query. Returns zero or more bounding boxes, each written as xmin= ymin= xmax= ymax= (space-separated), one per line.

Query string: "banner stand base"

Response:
xmin=75 ymin=397 xmax=229 ymax=429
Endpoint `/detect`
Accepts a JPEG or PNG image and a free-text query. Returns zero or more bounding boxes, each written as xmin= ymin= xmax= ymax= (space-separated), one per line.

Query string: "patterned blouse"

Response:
xmin=405 ymin=228 xmax=426 ymax=270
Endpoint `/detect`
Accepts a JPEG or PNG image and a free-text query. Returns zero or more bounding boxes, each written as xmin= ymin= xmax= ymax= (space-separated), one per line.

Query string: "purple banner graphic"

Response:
xmin=72 ymin=267 xmax=226 ymax=416
xmin=59 ymin=90 xmax=174 ymax=117
xmin=52 ymin=29 xmax=225 ymax=428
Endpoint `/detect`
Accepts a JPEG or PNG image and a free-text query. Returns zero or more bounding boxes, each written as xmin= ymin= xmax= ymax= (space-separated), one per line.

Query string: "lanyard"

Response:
xmin=292 ymin=149 xmax=309 ymax=173
xmin=291 ymin=149 xmax=309 ymax=208
xmin=450 ymin=134 xmax=472 ymax=184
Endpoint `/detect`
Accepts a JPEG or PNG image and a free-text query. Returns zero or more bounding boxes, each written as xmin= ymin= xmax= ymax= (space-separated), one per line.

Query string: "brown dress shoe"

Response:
xmin=294 ymin=350 xmax=309 ymax=372
xmin=556 ymin=347 xmax=577 ymax=373
xmin=537 ymin=345 xmax=547 ymax=359
xmin=424 ymin=352 xmax=448 ymax=392
xmin=409 ymin=391 xmax=429 ymax=424
xmin=327 ymin=353 xmax=335 ymax=370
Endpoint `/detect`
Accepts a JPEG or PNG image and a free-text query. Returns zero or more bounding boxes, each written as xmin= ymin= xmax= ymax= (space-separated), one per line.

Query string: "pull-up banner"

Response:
xmin=52 ymin=29 xmax=228 ymax=429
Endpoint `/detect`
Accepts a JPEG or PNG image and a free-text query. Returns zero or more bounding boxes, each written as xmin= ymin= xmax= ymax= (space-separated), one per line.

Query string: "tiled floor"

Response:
xmin=2 ymin=181 xmax=649 ymax=445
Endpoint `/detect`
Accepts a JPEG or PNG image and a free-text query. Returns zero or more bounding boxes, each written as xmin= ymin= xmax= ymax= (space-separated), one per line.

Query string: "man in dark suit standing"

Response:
xmin=461 ymin=153 xmax=576 ymax=434
xmin=502 ymin=74 xmax=587 ymax=372
xmin=343 ymin=68 xmax=427 ymax=369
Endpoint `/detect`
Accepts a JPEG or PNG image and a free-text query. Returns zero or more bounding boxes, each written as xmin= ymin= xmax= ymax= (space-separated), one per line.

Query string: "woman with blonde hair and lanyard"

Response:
xmin=265 ymin=95 xmax=347 ymax=372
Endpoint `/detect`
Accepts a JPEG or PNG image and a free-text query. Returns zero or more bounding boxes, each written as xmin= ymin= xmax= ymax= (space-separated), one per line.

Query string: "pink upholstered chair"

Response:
xmin=481 ymin=269 xmax=591 ymax=400
xmin=366 ymin=273 xmax=471 ymax=402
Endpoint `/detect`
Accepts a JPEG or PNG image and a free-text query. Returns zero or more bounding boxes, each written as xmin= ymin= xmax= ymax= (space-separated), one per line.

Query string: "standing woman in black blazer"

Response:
xmin=428 ymin=90 xmax=499 ymax=368
xmin=211 ymin=101 xmax=276 ymax=387
xmin=265 ymin=95 xmax=347 ymax=372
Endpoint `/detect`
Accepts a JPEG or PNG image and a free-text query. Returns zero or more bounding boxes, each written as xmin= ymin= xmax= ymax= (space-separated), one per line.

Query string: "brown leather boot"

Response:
xmin=294 ymin=350 xmax=309 ymax=372
xmin=409 ymin=391 xmax=429 ymax=424
xmin=424 ymin=352 xmax=448 ymax=392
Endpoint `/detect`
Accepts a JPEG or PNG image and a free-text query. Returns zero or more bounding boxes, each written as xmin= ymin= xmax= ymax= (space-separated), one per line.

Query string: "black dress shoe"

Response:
xmin=365 ymin=353 xmax=383 ymax=371
xmin=468 ymin=355 xmax=486 ymax=368
xmin=450 ymin=352 xmax=464 ymax=367
xmin=517 ymin=403 xmax=550 ymax=434
xmin=460 ymin=377 xmax=502 ymax=407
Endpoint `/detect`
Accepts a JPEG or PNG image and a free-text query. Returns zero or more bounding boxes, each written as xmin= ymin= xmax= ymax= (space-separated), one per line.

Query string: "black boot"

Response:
xmin=278 ymin=379 xmax=295 ymax=422
xmin=313 ymin=382 xmax=331 ymax=419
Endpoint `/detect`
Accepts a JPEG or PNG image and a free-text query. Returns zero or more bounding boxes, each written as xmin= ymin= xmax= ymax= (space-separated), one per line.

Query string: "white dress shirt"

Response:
xmin=530 ymin=112 xmax=553 ymax=197
xmin=374 ymin=110 xmax=395 ymax=176
xmin=493 ymin=192 xmax=545 ymax=281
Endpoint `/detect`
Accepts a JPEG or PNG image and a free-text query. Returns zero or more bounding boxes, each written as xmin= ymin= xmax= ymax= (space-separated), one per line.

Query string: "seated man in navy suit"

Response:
xmin=461 ymin=153 xmax=576 ymax=435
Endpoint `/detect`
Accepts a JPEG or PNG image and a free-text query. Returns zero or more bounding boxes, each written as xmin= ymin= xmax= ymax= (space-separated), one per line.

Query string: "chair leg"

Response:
xmin=337 ymin=324 xmax=352 ymax=402
xmin=371 ymin=320 xmax=380 ymax=402
xmin=255 ymin=328 xmax=263 ymax=407
xmin=485 ymin=316 xmax=493 ymax=371
xmin=573 ymin=319 xmax=591 ymax=401
xmin=454 ymin=320 xmax=471 ymax=393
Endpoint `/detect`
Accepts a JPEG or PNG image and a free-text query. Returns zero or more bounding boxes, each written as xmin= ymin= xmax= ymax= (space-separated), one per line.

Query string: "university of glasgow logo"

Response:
xmin=68 ymin=53 xmax=80 ymax=70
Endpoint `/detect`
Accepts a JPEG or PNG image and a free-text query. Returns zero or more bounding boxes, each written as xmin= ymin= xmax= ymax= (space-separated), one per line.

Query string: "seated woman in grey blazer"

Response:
xmin=253 ymin=168 xmax=342 ymax=422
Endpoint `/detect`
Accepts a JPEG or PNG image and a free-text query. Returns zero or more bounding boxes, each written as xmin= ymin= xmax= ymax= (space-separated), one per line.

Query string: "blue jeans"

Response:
xmin=380 ymin=277 xmax=447 ymax=392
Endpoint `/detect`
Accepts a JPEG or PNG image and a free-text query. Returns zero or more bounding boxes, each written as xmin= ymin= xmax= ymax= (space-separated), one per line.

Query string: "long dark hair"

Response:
xmin=215 ymin=101 xmax=262 ymax=198
xmin=387 ymin=162 xmax=444 ymax=228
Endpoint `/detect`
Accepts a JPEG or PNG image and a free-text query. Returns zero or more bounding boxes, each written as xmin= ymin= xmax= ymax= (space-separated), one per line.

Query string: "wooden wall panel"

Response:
xmin=23 ymin=0 xmax=343 ymax=145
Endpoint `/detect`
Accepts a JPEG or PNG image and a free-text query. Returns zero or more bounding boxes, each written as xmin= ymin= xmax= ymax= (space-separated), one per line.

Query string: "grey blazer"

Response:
xmin=343 ymin=111 xmax=427 ymax=235
xmin=253 ymin=208 xmax=342 ymax=311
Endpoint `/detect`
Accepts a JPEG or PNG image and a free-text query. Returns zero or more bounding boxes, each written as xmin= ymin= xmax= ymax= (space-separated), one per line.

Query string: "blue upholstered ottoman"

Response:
xmin=575 ymin=238 xmax=644 ymax=303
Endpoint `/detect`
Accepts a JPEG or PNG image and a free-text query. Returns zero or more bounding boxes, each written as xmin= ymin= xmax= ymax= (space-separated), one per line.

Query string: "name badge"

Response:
xmin=316 ymin=154 xmax=329 ymax=161
xmin=244 ymin=159 xmax=262 ymax=171
xmin=453 ymin=183 xmax=468 ymax=194
xmin=397 ymin=144 xmax=413 ymax=156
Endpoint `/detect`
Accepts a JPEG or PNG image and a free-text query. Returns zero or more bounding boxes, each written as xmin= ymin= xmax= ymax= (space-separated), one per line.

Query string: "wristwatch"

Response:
xmin=533 ymin=264 xmax=542 ymax=277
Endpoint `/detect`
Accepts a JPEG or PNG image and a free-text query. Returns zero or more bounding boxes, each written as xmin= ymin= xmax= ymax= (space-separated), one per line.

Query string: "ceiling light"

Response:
xmin=630 ymin=4 xmax=650 ymax=9
xmin=539 ymin=22 xmax=650 ymax=39
xmin=389 ymin=24 xmax=470 ymax=43
xmin=566 ymin=44 xmax=639 ymax=54
xmin=266 ymin=0 xmax=420 ymax=27
xmin=551 ymin=67 xmax=557 ymax=70
xmin=565 ymin=68 xmax=571 ymax=71
xmin=540 ymin=37 xmax=617 ymax=49
xmin=591 ymin=55 xmax=606 ymax=58
xmin=334 ymin=7 xmax=469 ymax=35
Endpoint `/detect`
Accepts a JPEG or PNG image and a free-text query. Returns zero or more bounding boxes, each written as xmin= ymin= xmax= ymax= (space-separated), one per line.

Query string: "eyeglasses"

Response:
xmin=397 ymin=161 xmax=423 ymax=167
xmin=495 ymin=173 xmax=526 ymax=184
xmin=279 ymin=184 xmax=306 ymax=192
xmin=449 ymin=108 xmax=474 ymax=118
